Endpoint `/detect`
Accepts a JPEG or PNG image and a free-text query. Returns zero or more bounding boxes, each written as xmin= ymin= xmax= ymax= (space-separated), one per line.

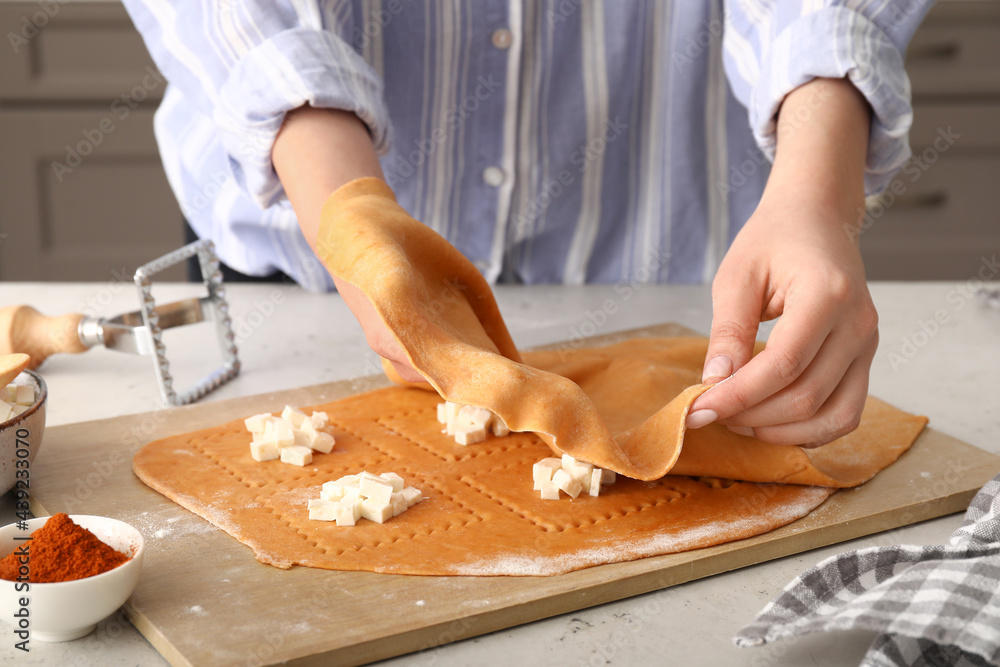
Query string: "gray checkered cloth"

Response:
xmin=735 ymin=471 xmax=1000 ymax=666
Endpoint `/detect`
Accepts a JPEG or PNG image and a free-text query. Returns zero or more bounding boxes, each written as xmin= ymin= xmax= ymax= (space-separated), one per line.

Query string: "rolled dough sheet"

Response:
xmin=316 ymin=178 xmax=925 ymax=483
xmin=132 ymin=338 xmax=926 ymax=576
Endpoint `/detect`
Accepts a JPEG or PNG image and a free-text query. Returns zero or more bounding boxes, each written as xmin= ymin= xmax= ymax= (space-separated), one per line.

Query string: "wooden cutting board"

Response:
xmin=28 ymin=323 xmax=1000 ymax=666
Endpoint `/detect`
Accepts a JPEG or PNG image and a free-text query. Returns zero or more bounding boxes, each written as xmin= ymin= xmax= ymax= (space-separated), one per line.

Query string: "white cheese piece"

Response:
xmin=279 ymin=445 xmax=313 ymax=466
xmin=281 ymin=405 xmax=308 ymax=428
xmin=13 ymin=385 xmax=33 ymax=407
xmin=561 ymin=454 xmax=578 ymax=470
xmin=457 ymin=405 xmax=492 ymax=429
xmin=1 ymin=385 xmax=15 ymax=403
xmin=539 ymin=479 xmax=560 ymax=500
xmin=298 ymin=419 xmax=320 ymax=444
xmin=0 ymin=401 xmax=13 ymax=422
xmin=390 ymin=492 xmax=408 ymax=517
xmin=436 ymin=403 xmax=447 ymax=424
xmin=552 ymin=469 xmax=583 ymax=498
xmin=10 ymin=405 xmax=27 ymax=417
xmin=589 ymin=469 xmax=603 ymax=497
xmin=324 ymin=474 xmax=359 ymax=492
xmin=249 ymin=440 xmax=280 ymax=462
xmin=445 ymin=401 xmax=463 ymax=435
xmin=267 ymin=420 xmax=295 ymax=447
xmin=343 ymin=485 xmax=362 ymax=500
xmin=491 ymin=416 xmax=510 ymax=437
xmin=309 ymin=411 xmax=329 ymax=429
xmin=320 ymin=485 xmax=344 ymax=501
xmin=360 ymin=498 xmax=392 ymax=524
xmin=568 ymin=461 xmax=594 ymax=487
xmin=401 ymin=486 xmax=423 ymax=507
xmin=454 ymin=426 xmax=486 ymax=446
xmin=243 ymin=413 xmax=273 ymax=434
xmin=380 ymin=472 xmax=405 ymax=493
xmin=311 ymin=432 xmax=336 ymax=454
xmin=532 ymin=459 xmax=562 ymax=491
xmin=359 ymin=474 xmax=394 ymax=505
xmin=308 ymin=499 xmax=339 ymax=521
xmin=335 ymin=504 xmax=357 ymax=526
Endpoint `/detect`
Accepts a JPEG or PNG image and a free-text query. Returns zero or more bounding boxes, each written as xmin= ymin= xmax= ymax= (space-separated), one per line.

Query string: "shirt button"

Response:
xmin=491 ymin=28 xmax=512 ymax=50
xmin=482 ymin=166 xmax=505 ymax=187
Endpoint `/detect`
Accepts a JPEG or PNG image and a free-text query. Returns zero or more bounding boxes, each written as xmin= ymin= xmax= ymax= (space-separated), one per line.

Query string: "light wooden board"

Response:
xmin=28 ymin=323 xmax=1000 ymax=666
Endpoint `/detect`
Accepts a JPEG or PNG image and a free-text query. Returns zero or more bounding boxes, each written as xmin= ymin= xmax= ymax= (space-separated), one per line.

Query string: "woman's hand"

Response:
xmin=273 ymin=106 xmax=424 ymax=381
xmin=687 ymin=78 xmax=878 ymax=447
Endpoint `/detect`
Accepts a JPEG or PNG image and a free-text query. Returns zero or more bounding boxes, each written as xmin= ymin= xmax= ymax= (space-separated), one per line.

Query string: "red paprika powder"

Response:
xmin=0 ymin=513 xmax=130 ymax=583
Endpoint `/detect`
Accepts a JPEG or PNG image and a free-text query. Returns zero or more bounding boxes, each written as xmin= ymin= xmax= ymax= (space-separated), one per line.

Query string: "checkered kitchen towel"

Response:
xmin=735 ymin=471 xmax=1000 ymax=666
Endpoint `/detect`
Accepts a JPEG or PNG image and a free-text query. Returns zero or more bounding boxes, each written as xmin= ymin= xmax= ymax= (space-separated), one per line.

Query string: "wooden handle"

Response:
xmin=0 ymin=305 xmax=89 ymax=369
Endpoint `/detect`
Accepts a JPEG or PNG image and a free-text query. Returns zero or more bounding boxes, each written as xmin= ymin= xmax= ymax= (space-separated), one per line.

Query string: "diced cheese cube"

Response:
xmin=281 ymin=405 xmax=308 ymax=427
xmin=311 ymin=432 xmax=336 ymax=454
xmin=359 ymin=475 xmax=394 ymax=505
xmin=552 ymin=469 xmax=583 ymax=498
xmin=456 ymin=405 xmax=492 ymax=429
xmin=324 ymin=474 xmax=359 ymax=491
xmin=561 ymin=454 xmax=578 ymax=470
xmin=320 ymin=485 xmax=344 ymax=501
xmin=568 ymin=461 xmax=594 ymax=486
xmin=1 ymin=385 xmax=15 ymax=403
xmin=292 ymin=429 xmax=313 ymax=449
xmin=589 ymin=469 xmax=603 ymax=497
xmin=308 ymin=499 xmax=339 ymax=521
xmin=390 ymin=492 xmax=408 ymax=517
xmin=436 ymin=403 xmax=447 ymax=424
xmin=401 ymin=486 xmax=423 ymax=507
xmin=601 ymin=469 xmax=617 ymax=485
xmin=335 ymin=505 xmax=357 ymax=526
xmin=250 ymin=440 xmax=280 ymax=462
xmin=492 ymin=416 xmax=510 ymax=437
xmin=539 ymin=480 xmax=560 ymax=500
xmin=445 ymin=402 xmax=463 ymax=435
xmin=299 ymin=418 xmax=320 ymax=441
xmin=267 ymin=420 xmax=294 ymax=447
xmin=348 ymin=498 xmax=364 ymax=521
xmin=243 ymin=413 xmax=273 ymax=433
xmin=380 ymin=472 xmax=405 ymax=493
xmin=0 ymin=401 xmax=12 ymax=422
xmin=360 ymin=498 xmax=392 ymax=524
xmin=10 ymin=405 xmax=27 ymax=417
xmin=343 ymin=485 xmax=362 ymax=500
xmin=454 ymin=426 xmax=486 ymax=446
xmin=279 ymin=445 xmax=313 ymax=466
xmin=532 ymin=459 xmax=562 ymax=490
xmin=13 ymin=385 xmax=33 ymax=407
xmin=309 ymin=411 xmax=329 ymax=429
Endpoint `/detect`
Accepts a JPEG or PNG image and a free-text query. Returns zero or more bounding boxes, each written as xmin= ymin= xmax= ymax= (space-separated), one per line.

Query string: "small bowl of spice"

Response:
xmin=0 ymin=513 xmax=144 ymax=642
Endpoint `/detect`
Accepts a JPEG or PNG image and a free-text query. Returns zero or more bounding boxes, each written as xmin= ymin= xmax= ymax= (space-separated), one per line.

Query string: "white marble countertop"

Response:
xmin=1 ymin=280 xmax=998 ymax=666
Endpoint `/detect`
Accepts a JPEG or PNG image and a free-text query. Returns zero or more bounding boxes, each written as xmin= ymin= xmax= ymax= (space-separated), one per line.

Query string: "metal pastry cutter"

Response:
xmin=77 ymin=240 xmax=240 ymax=405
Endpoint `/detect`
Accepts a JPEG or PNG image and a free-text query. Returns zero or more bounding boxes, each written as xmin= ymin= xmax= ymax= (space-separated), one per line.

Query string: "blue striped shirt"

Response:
xmin=122 ymin=0 xmax=931 ymax=291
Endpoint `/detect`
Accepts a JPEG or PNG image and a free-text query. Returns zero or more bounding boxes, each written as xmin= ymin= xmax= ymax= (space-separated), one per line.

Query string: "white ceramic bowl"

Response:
xmin=0 ymin=515 xmax=144 ymax=642
xmin=0 ymin=369 xmax=46 ymax=494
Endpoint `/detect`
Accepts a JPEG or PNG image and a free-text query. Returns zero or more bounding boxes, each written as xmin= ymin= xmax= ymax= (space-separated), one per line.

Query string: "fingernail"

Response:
xmin=686 ymin=409 xmax=718 ymax=430
xmin=702 ymin=356 xmax=733 ymax=384
xmin=727 ymin=425 xmax=755 ymax=438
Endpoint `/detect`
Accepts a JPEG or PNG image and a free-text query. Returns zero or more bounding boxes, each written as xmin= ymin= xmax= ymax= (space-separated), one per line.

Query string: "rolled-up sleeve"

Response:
xmin=722 ymin=1 xmax=935 ymax=195
xmin=122 ymin=1 xmax=391 ymax=208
